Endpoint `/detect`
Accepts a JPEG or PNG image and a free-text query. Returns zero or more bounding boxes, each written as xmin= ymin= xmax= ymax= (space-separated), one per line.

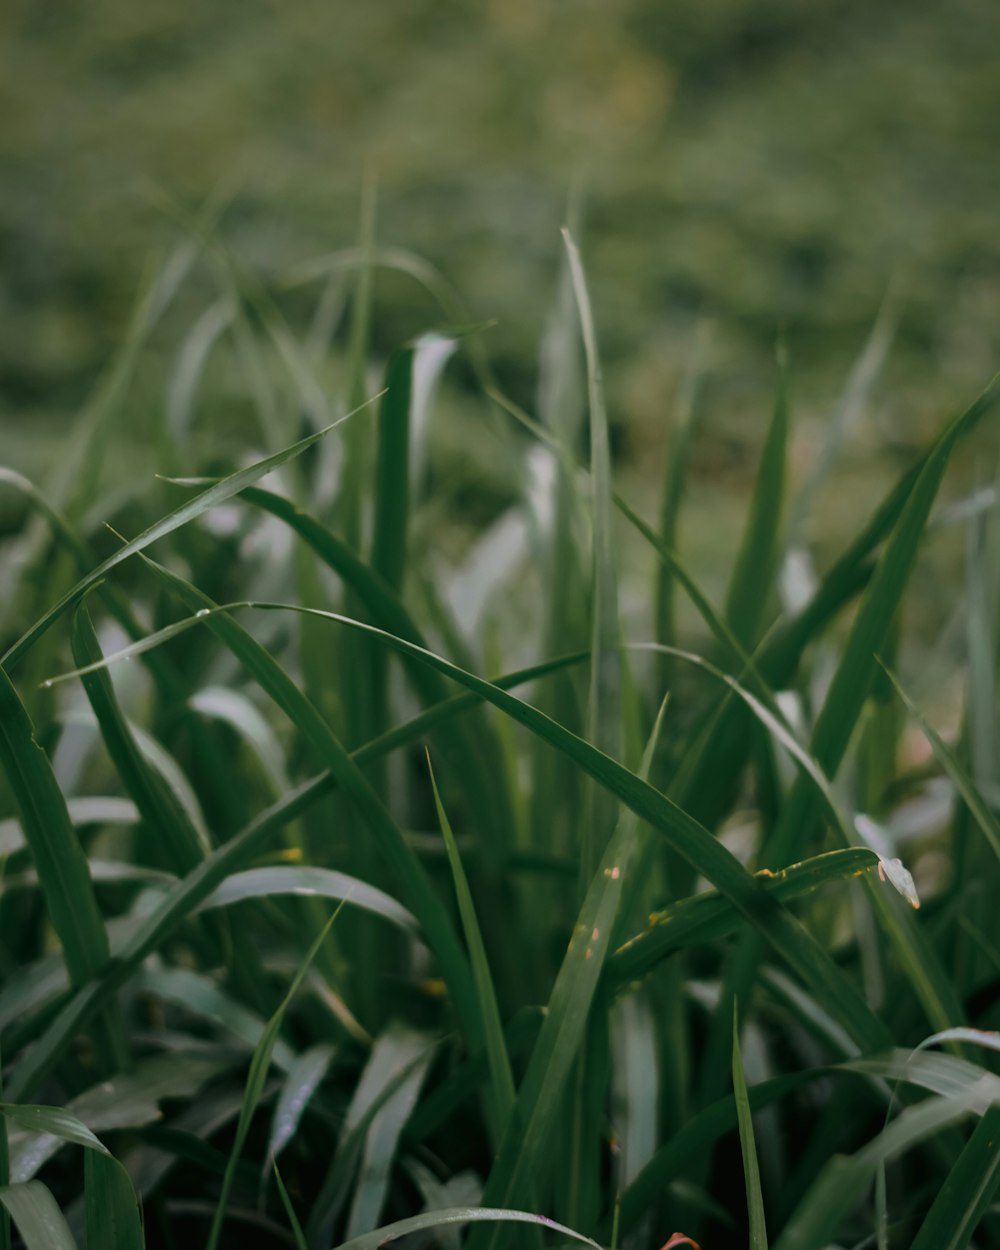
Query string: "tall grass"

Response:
xmin=1 ymin=218 xmax=999 ymax=1250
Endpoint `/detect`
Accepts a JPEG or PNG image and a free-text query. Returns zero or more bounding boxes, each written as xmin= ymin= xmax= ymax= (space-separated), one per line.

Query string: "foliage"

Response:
xmin=0 ymin=216 xmax=998 ymax=1250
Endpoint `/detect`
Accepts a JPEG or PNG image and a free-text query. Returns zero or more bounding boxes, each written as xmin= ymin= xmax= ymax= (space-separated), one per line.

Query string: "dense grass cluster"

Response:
xmin=0 ymin=221 xmax=999 ymax=1250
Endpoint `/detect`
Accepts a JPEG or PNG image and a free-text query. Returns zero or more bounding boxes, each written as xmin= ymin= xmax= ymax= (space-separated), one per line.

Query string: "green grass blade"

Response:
xmin=724 ymin=340 xmax=789 ymax=648
xmin=907 ymin=1103 xmax=1000 ymax=1250
xmin=0 ymin=1181 xmax=78 ymax=1250
xmin=206 ymin=906 xmax=340 ymax=1250
xmin=197 ymin=866 xmax=418 ymax=933
xmin=334 ymin=1206 xmax=603 ymax=1250
xmin=563 ymin=226 xmax=622 ymax=885
xmin=732 ymin=1007 xmax=769 ymax=1250
xmin=0 ymin=667 xmax=114 ymax=991
xmin=881 ymin=662 xmax=1000 ymax=863
xmin=273 ymin=1160 xmax=309 ymax=1250
xmin=71 ymin=602 xmax=206 ymax=871
xmin=608 ymin=849 xmax=877 ymax=988
xmin=427 ymin=754 xmax=515 ymax=1143
xmin=84 ymin=1149 xmax=143 ymax=1250
xmin=1 ymin=392 xmax=382 ymax=670
xmin=371 ymin=347 xmax=415 ymax=597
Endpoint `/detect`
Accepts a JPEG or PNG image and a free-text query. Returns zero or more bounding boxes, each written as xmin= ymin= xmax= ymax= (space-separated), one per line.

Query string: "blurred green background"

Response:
xmin=2 ymin=0 xmax=998 ymax=593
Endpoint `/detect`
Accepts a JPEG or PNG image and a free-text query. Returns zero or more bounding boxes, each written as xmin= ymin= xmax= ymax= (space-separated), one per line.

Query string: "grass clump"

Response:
xmin=0 ymin=217 xmax=998 ymax=1250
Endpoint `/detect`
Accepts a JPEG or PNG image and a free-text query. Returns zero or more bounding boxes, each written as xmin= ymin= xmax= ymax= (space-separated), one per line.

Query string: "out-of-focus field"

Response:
xmin=2 ymin=0 xmax=998 ymax=635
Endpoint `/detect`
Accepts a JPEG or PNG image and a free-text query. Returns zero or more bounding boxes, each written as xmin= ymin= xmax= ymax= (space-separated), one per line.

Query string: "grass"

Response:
xmin=0 ymin=216 xmax=999 ymax=1250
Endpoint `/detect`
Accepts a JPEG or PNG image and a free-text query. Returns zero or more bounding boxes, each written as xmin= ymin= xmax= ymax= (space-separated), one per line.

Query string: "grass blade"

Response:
xmin=427 ymin=754 xmax=515 ymax=1143
xmin=0 ymin=663 xmax=121 ymax=1067
xmin=84 ymin=1149 xmax=143 ymax=1250
xmin=334 ymin=1206 xmax=604 ymax=1250
xmin=732 ymin=1007 xmax=769 ymax=1250
xmin=267 ymin=1043 xmax=336 ymax=1166
xmin=0 ymin=1181 xmax=78 ymax=1250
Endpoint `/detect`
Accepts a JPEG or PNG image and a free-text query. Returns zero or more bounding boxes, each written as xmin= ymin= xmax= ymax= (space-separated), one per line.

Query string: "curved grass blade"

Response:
xmin=607 ymin=849 xmax=877 ymax=989
xmin=206 ymin=906 xmax=341 ymax=1250
xmin=197 ymin=866 xmax=418 ymax=934
xmin=907 ymin=1103 xmax=1000 ymax=1250
xmin=2 ymin=391 xmax=382 ymax=670
xmin=84 ymin=1149 xmax=143 ymax=1250
xmin=333 ymin=1206 xmax=604 ymax=1250
xmin=273 ymin=1159 xmax=309 ymax=1250
xmin=732 ymin=1007 xmax=769 ymax=1250
xmin=0 ymin=1181 xmax=77 ymax=1250
xmin=428 ymin=754 xmax=515 ymax=1143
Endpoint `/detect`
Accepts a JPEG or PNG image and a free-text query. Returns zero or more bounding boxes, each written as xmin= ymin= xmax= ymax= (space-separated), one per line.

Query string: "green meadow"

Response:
xmin=2 ymin=4 xmax=1000 ymax=1248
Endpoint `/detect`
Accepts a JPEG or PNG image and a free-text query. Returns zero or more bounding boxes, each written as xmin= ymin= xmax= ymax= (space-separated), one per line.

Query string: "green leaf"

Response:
xmin=0 ymin=1181 xmax=78 ymax=1250
xmin=732 ymin=1007 xmax=769 ymax=1250
xmin=0 ymin=666 xmax=117 ymax=1003
xmin=84 ymin=1149 xmax=143 ymax=1250
xmin=197 ymin=866 xmax=418 ymax=934
xmin=428 ymin=754 xmax=515 ymax=1142
xmin=333 ymin=1206 xmax=604 ymax=1250
xmin=266 ymin=1043 xmax=336 ymax=1166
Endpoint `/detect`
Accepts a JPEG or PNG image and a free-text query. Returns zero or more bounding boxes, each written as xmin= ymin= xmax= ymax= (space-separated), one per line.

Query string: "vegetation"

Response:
xmin=0 ymin=210 xmax=999 ymax=1250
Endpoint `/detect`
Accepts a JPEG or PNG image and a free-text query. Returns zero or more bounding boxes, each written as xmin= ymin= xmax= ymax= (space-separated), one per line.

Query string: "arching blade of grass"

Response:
xmin=724 ymin=340 xmax=789 ymax=649
xmin=333 ymin=1206 xmax=604 ymax=1250
xmin=8 ymin=654 xmax=583 ymax=1101
xmin=1 ymin=1106 xmax=142 ymax=1250
xmin=880 ymin=662 xmax=1000 ymax=863
xmin=0 ymin=1181 xmax=77 ymax=1250
xmin=607 ymin=849 xmax=877 ymax=989
xmin=206 ymin=907 xmax=341 ymax=1250
xmin=733 ymin=1006 xmax=769 ymax=1250
xmin=907 ymin=1103 xmax=1000 ymax=1250
xmin=273 ymin=1160 xmax=309 ymax=1250
xmin=197 ymin=866 xmax=418 ymax=934
xmin=428 ymin=755 xmax=515 ymax=1144
xmin=1 ymin=391 xmax=383 ymax=671
xmin=48 ymin=602 xmax=892 ymax=1055
xmin=71 ymin=603 xmax=206 ymax=872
